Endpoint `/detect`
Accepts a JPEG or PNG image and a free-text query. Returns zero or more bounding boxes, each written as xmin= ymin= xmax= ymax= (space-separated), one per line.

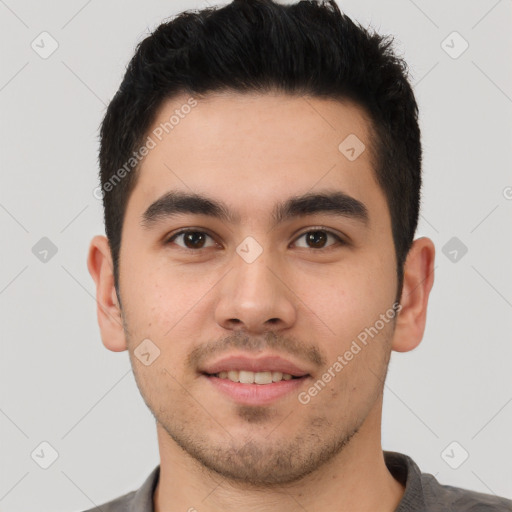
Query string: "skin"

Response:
xmin=88 ymin=92 xmax=435 ymax=512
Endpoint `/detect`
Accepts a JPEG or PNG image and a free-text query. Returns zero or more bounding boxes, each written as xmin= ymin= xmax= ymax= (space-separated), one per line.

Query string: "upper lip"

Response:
xmin=200 ymin=354 xmax=311 ymax=377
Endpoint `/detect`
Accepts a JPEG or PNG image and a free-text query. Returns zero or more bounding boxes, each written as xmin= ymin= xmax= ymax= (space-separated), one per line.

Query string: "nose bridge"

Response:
xmin=233 ymin=250 xmax=276 ymax=302
xmin=215 ymin=244 xmax=296 ymax=332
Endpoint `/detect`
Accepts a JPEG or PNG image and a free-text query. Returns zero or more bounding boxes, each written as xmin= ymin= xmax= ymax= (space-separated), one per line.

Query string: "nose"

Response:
xmin=214 ymin=249 xmax=297 ymax=334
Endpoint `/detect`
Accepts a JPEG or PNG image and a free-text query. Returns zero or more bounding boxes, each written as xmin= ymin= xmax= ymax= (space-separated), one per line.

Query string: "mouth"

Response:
xmin=204 ymin=370 xmax=305 ymax=384
xmin=199 ymin=354 xmax=312 ymax=405
xmin=199 ymin=353 xmax=312 ymax=378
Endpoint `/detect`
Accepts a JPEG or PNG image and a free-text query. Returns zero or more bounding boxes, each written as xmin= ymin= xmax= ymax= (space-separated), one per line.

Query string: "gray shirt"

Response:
xmin=80 ymin=451 xmax=512 ymax=511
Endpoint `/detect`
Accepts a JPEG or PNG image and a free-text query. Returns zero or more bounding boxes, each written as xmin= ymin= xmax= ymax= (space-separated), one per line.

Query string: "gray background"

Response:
xmin=1 ymin=0 xmax=511 ymax=510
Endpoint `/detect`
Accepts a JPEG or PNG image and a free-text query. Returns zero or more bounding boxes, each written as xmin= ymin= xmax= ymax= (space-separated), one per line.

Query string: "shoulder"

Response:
xmin=421 ymin=473 xmax=512 ymax=511
xmin=75 ymin=465 xmax=160 ymax=512
xmin=78 ymin=490 xmax=136 ymax=512
xmin=384 ymin=451 xmax=511 ymax=512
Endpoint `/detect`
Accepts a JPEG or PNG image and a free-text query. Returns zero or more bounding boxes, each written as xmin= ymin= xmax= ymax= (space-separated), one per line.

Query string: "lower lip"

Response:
xmin=203 ymin=375 xmax=308 ymax=405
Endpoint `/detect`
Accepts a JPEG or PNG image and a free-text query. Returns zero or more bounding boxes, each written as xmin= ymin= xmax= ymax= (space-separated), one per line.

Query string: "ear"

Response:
xmin=87 ymin=235 xmax=128 ymax=352
xmin=392 ymin=237 xmax=435 ymax=353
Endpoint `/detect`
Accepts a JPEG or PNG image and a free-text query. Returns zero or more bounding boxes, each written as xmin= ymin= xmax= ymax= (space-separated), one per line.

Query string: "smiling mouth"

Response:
xmin=204 ymin=370 xmax=307 ymax=384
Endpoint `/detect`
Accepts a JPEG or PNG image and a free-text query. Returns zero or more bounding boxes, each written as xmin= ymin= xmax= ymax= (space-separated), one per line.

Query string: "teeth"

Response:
xmin=239 ymin=370 xmax=254 ymax=384
xmin=227 ymin=370 xmax=239 ymax=382
xmin=272 ymin=371 xmax=283 ymax=382
xmin=213 ymin=370 xmax=298 ymax=384
xmin=254 ymin=371 xmax=272 ymax=384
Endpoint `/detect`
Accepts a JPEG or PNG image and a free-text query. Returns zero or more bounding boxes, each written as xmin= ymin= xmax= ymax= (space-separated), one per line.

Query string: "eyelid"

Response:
xmin=165 ymin=226 xmax=347 ymax=250
xmin=291 ymin=227 xmax=346 ymax=249
xmin=165 ymin=228 xmax=218 ymax=247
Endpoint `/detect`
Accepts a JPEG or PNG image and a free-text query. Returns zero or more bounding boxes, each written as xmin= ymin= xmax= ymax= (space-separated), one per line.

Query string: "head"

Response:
xmin=98 ymin=0 xmax=422 ymax=304
xmin=88 ymin=0 xmax=434 ymax=487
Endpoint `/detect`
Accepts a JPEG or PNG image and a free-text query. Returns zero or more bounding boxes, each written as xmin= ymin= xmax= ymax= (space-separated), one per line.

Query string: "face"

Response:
xmin=117 ymin=92 xmax=399 ymax=485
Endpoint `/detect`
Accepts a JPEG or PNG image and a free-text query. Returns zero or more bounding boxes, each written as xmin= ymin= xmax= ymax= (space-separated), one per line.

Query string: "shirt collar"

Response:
xmin=128 ymin=464 xmax=159 ymax=512
xmin=384 ymin=450 xmax=427 ymax=511
xmin=130 ymin=451 xmax=425 ymax=512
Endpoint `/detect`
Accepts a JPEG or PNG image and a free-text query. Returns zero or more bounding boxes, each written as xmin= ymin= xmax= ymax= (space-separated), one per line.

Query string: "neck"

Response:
xmin=153 ymin=400 xmax=405 ymax=512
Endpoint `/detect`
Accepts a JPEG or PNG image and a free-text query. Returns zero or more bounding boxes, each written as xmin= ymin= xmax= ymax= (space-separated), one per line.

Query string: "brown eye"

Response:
xmin=306 ymin=231 xmax=327 ymax=248
xmin=167 ymin=230 xmax=216 ymax=250
xmin=294 ymin=229 xmax=343 ymax=250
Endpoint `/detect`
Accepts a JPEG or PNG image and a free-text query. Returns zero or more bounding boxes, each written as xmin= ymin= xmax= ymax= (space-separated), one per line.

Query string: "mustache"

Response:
xmin=187 ymin=331 xmax=326 ymax=371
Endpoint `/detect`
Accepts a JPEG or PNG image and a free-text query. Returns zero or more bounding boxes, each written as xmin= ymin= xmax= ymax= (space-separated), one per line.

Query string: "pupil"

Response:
xmin=185 ymin=232 xmax=205 ymax=248
xmin=307 ymin=231 xmax=327 ymax=248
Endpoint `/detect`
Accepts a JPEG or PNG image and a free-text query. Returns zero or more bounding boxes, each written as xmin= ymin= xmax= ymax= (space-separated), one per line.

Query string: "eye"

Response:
xmin=165 ymin=228 xmax=346 ymax=252
xmin=166 ymin=230 xmax=218 ymax=250
xmin=292 ymin=229 xmax=344 ymax=250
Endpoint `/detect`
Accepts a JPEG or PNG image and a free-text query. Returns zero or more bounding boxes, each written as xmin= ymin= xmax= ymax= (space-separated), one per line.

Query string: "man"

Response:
xmin=86 ymin=0 xmax=511 ymax=510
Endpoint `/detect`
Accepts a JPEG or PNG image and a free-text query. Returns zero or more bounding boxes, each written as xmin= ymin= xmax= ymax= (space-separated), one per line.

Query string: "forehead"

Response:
xmin=126 ymin=91 xmax=388 ymax=229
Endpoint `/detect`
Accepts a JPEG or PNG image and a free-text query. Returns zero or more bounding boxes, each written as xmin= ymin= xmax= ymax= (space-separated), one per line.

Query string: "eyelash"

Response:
xmin=164 ymin=228 xmax=346 ymax=252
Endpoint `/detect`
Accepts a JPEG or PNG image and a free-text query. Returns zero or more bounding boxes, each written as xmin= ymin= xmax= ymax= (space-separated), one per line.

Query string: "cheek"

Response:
xmin=122 ymin=255 xmax=197 ymax=327
xmin=122 ymin=266 xmax=215 ymax=366
xmin=294 ymin=256 xmax=395 ymax=335
xmin=288 ymin=260 xmax=396 ymax=391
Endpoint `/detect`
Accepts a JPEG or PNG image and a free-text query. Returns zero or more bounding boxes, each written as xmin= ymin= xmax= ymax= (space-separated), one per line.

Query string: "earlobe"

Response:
xmin=392 ymin=237 xmax=435 ymax=353
xmin=87 ymin=235 xmax=128 ymax=352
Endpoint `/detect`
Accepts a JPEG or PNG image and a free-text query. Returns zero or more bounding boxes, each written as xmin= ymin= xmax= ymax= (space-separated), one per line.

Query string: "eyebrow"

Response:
xmin=141 ymin=190 xmax=369 ymax=230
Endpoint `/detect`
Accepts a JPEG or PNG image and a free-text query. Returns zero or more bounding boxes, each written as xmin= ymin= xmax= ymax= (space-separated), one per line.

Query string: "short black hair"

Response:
xmin=98 ymin=0 xmax=422 ymax=304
